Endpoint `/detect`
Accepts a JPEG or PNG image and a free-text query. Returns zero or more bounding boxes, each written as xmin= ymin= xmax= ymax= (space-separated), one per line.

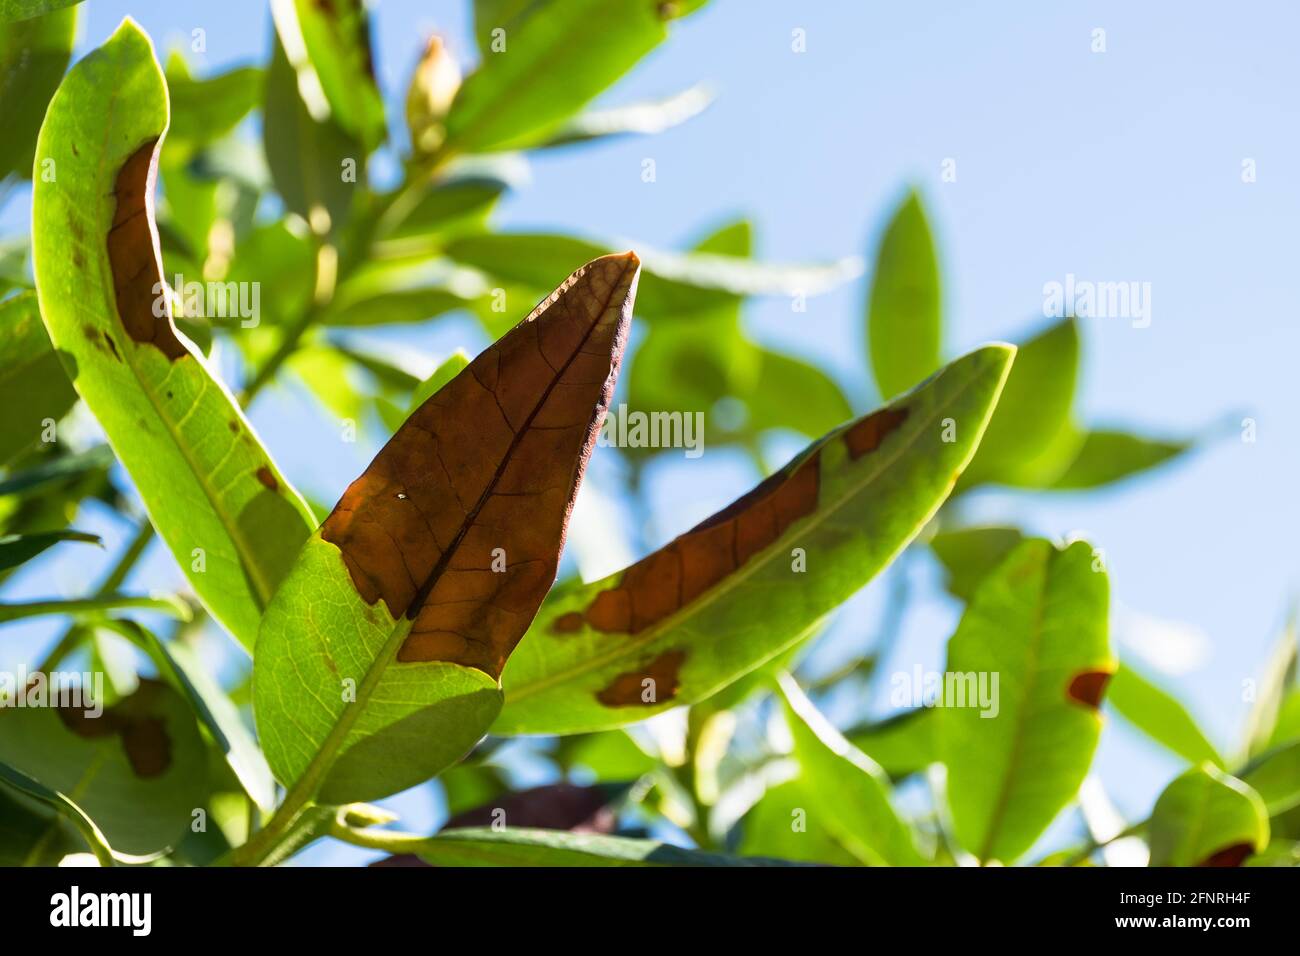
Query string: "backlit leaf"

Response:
xmin=1148 ymin=763 xmax=1269 ymax=866
xmin=269 ymin=0 xmax=385 ymax=151
xmin=540 ymin=84 xmax=713 ymax=148
xmin=928 ymin=524 xmax=1023 ymax=601
xmin=263 ymin=33 xmax=362 ymax=232
xmin=957 ymin=318 xmax=1079 ymax=490
xmin=867 ymin=190 xmax=941 ymax=401
xmin=1049 ymin=428 xmax=1193 ymax=490
xmin=162 ymin=54 xmax=263 ymax=163
xmin=847 ymin=707 xmax=939 ymax=781
xmin=737 ymin=777 xmax=860 ymax=866
xmin=1107 ymin=662 xmax=1224 ymax=767
xmin=1239 ymin=741 xmax=1300 ymax=817
xmin=940 ymin=538 xmax=1113 ymax=864
xmin=0 ymin=0 xmax=79 ymax=27
xmin=444 ymin=232 xmax=861 ymax=319
xmin=779 ymin=674 xmax=924 ymax=865
xmin=0 ymin=292 xmax=77 ymax=465
xmin=0 ymin=3 xmax=75 ymax=178
xmin=445 ymin=0 xmax=695 ymax=155
xmin=495 ymin=345 xmax=1015 ymax=735
xmin=32 ymin=20 xmax=316 ymax=649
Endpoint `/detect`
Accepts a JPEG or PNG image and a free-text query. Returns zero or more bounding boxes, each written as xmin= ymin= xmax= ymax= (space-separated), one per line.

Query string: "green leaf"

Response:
xmin=553 ymin=730 xmax=657 ymax=783
xmin=928 ymin=524 xmax=1024 ymax=601
xmin=0 ymin=528 xmax=99 ymax=572
xmin=1107 ymin=662 xmax=1224 ymax=767
xmin=0 ymin=446 xmax=115 ymax=538
xmin=0 ymin=292 xmax=77 ymax=465
xmin=378 ymin=162 xmax=515 ymax=245
xmin=958 ymin=317 xmax=1080 ymax=490
xmin=1242 ymin=615 xmax=1297 ymax=758
xmin=445 ymin=232 xmax=860 ymax=319
xmin=1148 ymin=763 xmax=1270 ymax=866
xmin=627 ymin=219 xmax=851 ymax=446
xmin=224 ymin=220 xmax=316 ymax=328
xmin=1269 ymin=688 xmax=1300 ymax=750
xmin=778 ymin=674 xmax=924 ymax=865
xmin=0 ymin=0 xmax=79 ymax=27
xmin=32 ymin=20 xmax=317 ymax=650
xmin=847 ymin=707 xmax=939 ymax=780
xmin=320 ymin=259 xmax=483 ymax=327
xmin=269 ymin=0 xmax=386 ymax=151
xmin=254 ymin=253 xmax=640 ymax=805
xmin=0 ymin=679 xmax=209 ymax=856
xmin=471 ymin=0 xmax=534 ymax=57
xmin=867 ymin=190 xmax=941 ymax=401
xmin=0 ymin=4 xmax=75 ymax=177
xmin=376 ymin=349 xmax=472 ymax=433
xmin=0 ymin=765 xmax=86 ymax=865
xmin=1049 ymin=428 xmax=1193 ymax=489
xmin=410 ymin=826 xmax=797 ymax=866
xmin=737 ymin=777 xmax=861 ymax=866
xmin=744 ymin=348 xmax=853 ymax=441
xmin=628 ymin=219 xmax=754 ymax=417
xmin=0 ymin=760 xmax=157 ymax=865
xmin=495 ymin=345 xmax=1015 ymax=735
xmin=1239 ymin=741 xmax=1300 ymax=817
xmin=125 ymin=622 xmax=277 ymax=812
xmin=940 ymin=538 xmax=1113 ymax=864
xmin=445 ymin=0 xmax=690 ymax=155
xmin=162 ymin=54 xmax=263 ymax=163
xmin=540 ymin=84 xmax=713 ymax=148
xmin=263 ymin=32 xmax=362 ymax=233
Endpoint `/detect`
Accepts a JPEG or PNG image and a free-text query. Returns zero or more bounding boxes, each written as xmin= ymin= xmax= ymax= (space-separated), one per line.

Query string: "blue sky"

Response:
xmin=3 ymin=1 xmax=1297 ymax=863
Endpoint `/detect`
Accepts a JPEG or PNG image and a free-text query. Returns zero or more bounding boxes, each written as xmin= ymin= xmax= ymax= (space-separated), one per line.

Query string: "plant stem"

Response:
xmin=0 ymin=594 xmax=189 ymax=625
xmin=326 ymin=818 xmax=428 ymax=855
xmin=35 ymin=521 xmax=156 ymax=669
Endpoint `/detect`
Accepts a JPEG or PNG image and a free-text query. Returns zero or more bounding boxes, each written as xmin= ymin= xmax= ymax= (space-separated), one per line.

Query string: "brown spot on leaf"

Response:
xmin=552 ymin=611 xmax=585 ymax=633
xmin=320 ymin=253 xmax=640 ymax=679
xmin=228 ymin=420 xmax=240 ymax=434
xmin=106 ymin=139 xmax=188 ymax=361
xmin=580 ymin=451 xmax=821 ymax=636
xmin=597 ymin=650 xmax=686 ymax=707
xmin=844 ymin=406 xmax=909 ymax=459
xmin=120 ymin=717 xmax=171 ymax=778
xmin=256 ymin=466 xmax=279 ymax=492
xmin=1067 ymin=670 xmax=1113 ymax=709
xmin=54 ymin=679 xmax=174 ymax=779
xmin=1198 ymin=843 xmax=1253 ymax=867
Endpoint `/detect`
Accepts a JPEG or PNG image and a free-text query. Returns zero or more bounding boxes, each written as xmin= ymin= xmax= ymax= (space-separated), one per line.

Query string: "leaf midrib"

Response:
xmin=975 ymin=547 xmax=1050 ymax=863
